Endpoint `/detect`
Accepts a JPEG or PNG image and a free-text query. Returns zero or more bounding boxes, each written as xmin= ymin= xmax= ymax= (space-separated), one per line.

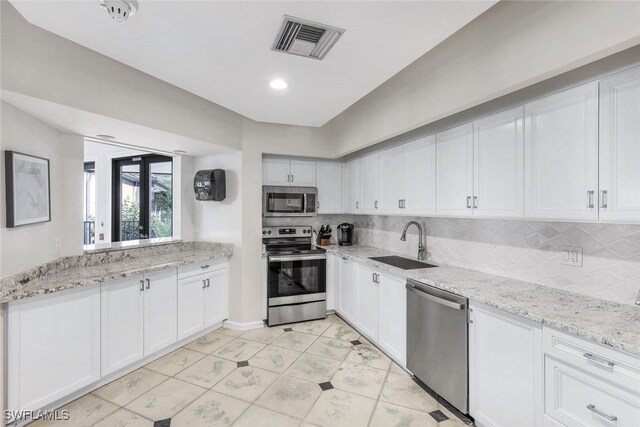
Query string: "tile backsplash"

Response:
xmin=263 ymin=214 xmax=640 ymax=306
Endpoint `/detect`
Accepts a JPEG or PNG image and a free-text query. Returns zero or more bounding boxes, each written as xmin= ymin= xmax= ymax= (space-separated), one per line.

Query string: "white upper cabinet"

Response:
xmin=290 ymin=159 xmax=317 ymax=186
xmin=437 ymin=123 xmax=474 ymax=217
xmin=316 ymin=161 xmax=343 ymax=213
xmin=262 ymin=157 xmax=316 ymax=186
xmin=262 ymin=157 xmax=291 ymax=186
xmin=360 ymin=153 xmax=381 ymax=214
xmin=473 ymin=107 xmax=525 ymax=218
xmin=379 ymin=145 xmax=405 ymax=214
xmin=599 ymin=66 xmax=640 ymax=223
xmin=524 ymin=82 xmax=599 ymax=220
xmin=344 ymin=158 xmax=362 ymax=214
xmin=404 ymin=135 xmax=437 ymax=216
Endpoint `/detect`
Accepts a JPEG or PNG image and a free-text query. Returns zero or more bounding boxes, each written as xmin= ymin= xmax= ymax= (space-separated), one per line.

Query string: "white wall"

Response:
xmin=193 ymin=152 xmax=243 ymax=321
xmin=325 ymin=0 xmax=640 ymax=156
xmin=0 ymin=102 xmax=84 ymax=276
xmin=1 ymin=1 xmax=243 ymax=153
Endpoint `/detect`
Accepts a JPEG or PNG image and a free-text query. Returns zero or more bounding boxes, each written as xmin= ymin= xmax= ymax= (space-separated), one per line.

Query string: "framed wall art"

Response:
xmin=5 ymin=150 xmax=51 ymax=228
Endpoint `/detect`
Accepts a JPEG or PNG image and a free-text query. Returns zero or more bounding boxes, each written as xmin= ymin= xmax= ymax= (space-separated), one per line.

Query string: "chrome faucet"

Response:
xmin=400 ymin=221 xmax=426 ymax=261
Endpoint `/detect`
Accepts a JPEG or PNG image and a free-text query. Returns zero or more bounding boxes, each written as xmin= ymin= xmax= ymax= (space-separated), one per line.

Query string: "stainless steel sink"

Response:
xmin=368 ymin=255 xmax=438 ymax=270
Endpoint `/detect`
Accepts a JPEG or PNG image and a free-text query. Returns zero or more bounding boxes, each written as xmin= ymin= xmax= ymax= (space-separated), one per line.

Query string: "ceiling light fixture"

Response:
xmin=96 ymin=134 xmax=115 ymax=140
xmin=99 ymin=0 xmax=138 ymax=23
xmin=269 ymin=79 xmax=288 ymax=90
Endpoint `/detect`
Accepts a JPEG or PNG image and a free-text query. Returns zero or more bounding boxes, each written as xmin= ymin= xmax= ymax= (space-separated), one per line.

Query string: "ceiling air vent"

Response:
xmin=272 ymin=15 xmax=345 ymax=60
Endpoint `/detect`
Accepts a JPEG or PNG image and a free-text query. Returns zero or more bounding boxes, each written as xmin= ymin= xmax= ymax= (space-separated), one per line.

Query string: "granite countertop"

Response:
xmin=0 ymin=241 xmax=233 ymax=304
xmin=324 ymin=245 xmax=640 ymax=358
xmin=83 ymin=237 xmax=182 ymax=254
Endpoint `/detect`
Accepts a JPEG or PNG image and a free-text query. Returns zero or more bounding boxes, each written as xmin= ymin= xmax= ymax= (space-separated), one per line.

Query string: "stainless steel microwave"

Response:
xmin=263 ymin=186 xmax=317 ymax=217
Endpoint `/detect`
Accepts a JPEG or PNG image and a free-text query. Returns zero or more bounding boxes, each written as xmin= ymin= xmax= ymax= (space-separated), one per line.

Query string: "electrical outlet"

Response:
xmin=561 ymin=246 xmax=583 ymax=267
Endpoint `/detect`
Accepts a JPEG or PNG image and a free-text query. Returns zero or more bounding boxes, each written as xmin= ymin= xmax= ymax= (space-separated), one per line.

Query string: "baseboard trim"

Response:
xmin=223 ymin=320 xmax=264 ymax=331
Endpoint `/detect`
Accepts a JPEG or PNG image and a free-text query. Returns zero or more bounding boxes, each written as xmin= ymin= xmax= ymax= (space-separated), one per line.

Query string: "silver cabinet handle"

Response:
xmin=202 ymin=279 xmax=207 ymax=289
xmin=376 ymin=273 xmax=380 ymax=283
xmin=317 ymin=201 xmax=320 ymax=209
xmin=401 ymin=199 xmax=406 ymax=209
xmin=291 ymin=175 xmax=294 ymax=182
xmin=587 ymin=190 xmax=595 ymax=208
xmin=600 ymin=190 xmax=608 ymax=208
xmin=586 ymin=404 xmax=617 ymax=422
xmin=145 ymin=278 xmax=150 ymax=290
xmin=355 ymin=201 xmax=359 ymax=209
xmin=372 ymin=272 xmax=376 ymax=283
xmin=139 ymin=279 xmax=144 ymax=292
xmin=406 ymin=283 xmax=464 ymax=310
xmin=206 ymin=278 xmax=211 ymax=288
xmin=466 ymin=196 xmax=472 ymax=208
xmin=473 ymin=196 xmax=478 ymax=209
xmin=374 ymin=200 xmax=379 ymax=209
xmin=583 ymin=352 xmax=614 ymax=368
xmin=398 ymin=199 xmax=402 ymax=209
xmin=201 ymin=264 xmax=210 ymax=269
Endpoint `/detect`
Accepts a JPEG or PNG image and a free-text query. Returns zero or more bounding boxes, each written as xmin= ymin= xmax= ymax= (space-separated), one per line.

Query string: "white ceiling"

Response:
xmin=9 ymin=0 xmax=495 ymax=127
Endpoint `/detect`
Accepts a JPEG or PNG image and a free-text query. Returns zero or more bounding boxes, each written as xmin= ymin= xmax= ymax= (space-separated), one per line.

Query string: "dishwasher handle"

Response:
xmin=406 ymin=282 xmax=465 ymax=310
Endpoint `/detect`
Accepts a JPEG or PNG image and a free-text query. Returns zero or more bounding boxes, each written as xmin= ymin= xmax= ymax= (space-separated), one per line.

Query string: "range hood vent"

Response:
xmin=272 ymin=15 xmax=345 ymax=60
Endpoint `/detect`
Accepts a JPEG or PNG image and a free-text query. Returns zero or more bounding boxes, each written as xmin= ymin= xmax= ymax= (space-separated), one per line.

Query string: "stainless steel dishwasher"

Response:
xmin=406 ymin=279 xmax=469 ymax=414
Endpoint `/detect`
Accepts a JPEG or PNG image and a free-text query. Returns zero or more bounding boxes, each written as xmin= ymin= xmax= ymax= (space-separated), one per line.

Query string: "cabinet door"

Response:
xmin=290 ymin=159 xmax=316 ymax=186
xmin=360 ymin=153 xmax=381 ymax=214
xmin=178 ymin=275 xmax=206 ymax=340
xmin=379 ymin=145 xmax=405 ymax=214
xmin=101 ymin=277 xmax=144 ymax=375
xmin=8 ymin=286 xmax=100 ymax=414
xmin=524 ymin=82 xmax=598 ymax=220
xmin=262 ymin=157 xmax=291 ymax=186
xmin=204 ymin=267 xmax=229 ymax=327
xmin=143 ymin=269 xmax=178 ymax=354
xmin=404 ymin=135 xmax=437 ymax=216
xmin=344 ymin=160 xmax=362 ymax=214
xmin=356 ymin=264 xmax=378 ymax=340
xmin=437 ymin=123 xmax=474 ymax=217
xmin=473 ymin=107 xmax=525 ymax=218
xmin=377 ymin=273 xmax=406 ymax=365
xmin=469 ymin=302 xmax=543 ymax=427
xmin=316 ymin=162 xmax=343 ymax=213
xmin=339 ymin=258 xmax=358 ymax=323
xmin=599 ymin=66 xmax=640 ymax=222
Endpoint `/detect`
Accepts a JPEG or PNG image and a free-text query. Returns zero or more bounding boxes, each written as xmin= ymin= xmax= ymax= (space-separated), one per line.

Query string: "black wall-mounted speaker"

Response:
xmin=194 ymin=169 xmax=226 ymax=201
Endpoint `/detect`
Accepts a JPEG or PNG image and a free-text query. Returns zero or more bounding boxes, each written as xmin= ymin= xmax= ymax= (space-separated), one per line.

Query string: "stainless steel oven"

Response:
xmin=264 ymin=226 xmax=326 ymax=326
xmin=263 ymin=186 xmax=317 ymax=217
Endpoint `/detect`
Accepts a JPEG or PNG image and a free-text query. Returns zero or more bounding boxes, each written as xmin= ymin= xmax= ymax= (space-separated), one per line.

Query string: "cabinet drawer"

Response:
xmin=545 ymin=356 xmax=640 ymax=427
xmin=543 ymin=327 xmax=640 ymax=393
xmin=178 ymin=258 xmax=227 ymax=280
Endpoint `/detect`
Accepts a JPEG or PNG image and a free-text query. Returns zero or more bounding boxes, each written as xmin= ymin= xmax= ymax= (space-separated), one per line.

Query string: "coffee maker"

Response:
xmin=337 ymin=223 xmax=354 ymax=246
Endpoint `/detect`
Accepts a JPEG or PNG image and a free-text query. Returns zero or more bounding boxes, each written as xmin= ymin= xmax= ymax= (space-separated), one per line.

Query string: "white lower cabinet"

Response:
xmin=543 ymin=327 xmax=640 ymax=427
xmin=143 ymin=269 xmax=178 ymax=354
xmin=8 ymin=259 xmax=229 ymax=418
xmin=101 ymin=276 xmax=145 ymax=375
xmin=8 ymin=285 xmax=101 ymax=417
xmin=178 ymin=261 xmax=229 ymax=340
xmin=356 ymin=264 xmax=378 ymax=340
xmin=331 ymin=257 xmax=406 ymax=366
xmin=376 ymin=273 xmax=406 ymax=364
xmin=338 ymin=256 xmax=358 ymax=323
xmin=469 ymin=302 xmax=543 ymax=427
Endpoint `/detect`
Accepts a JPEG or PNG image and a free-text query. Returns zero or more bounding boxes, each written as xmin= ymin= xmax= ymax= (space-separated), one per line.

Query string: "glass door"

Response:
xmin=112 ymin=155 xmax=173 ymax=242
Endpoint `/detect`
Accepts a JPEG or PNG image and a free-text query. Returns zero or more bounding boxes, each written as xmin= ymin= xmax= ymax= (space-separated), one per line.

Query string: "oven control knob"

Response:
xmin=267 ymin=230 xmax=272 ymax=235
xmin=262 ymin=231 xmax=266 ymax=235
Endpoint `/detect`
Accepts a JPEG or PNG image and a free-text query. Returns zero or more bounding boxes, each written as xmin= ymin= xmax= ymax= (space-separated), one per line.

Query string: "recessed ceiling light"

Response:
xmin=172 ymin=150 xmax=187 ymax=154
xmin=96 ymin=134 xmax=115 ymax=140
xmin=269 ymin=79 xmax=288 ymax=90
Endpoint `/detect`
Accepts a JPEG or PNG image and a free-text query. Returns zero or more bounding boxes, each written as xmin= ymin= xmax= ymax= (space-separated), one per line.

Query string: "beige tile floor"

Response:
xmin=31 ymin=314 xmax=469 ymax=427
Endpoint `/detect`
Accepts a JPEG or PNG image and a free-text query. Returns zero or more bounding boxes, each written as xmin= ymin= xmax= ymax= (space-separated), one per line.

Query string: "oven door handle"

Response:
xmin=269 ymin=255 xmax=327 ymax=262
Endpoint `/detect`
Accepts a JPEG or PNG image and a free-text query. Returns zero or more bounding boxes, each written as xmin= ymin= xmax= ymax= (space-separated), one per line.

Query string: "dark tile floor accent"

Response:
xmin=153 ymin=419 xmax=171 ymax=427
xmin=237 ymin=360 xmax=249 ymax=367
xmin=350 ymin=339 xmax=362 ymax=346
xmin=283 ymin=328 xmax=293 ymax=332
xmin=429 ymin=410 xmax=449 ymax=422
xmin=319 ymin=381 xmax=334 ymax=391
